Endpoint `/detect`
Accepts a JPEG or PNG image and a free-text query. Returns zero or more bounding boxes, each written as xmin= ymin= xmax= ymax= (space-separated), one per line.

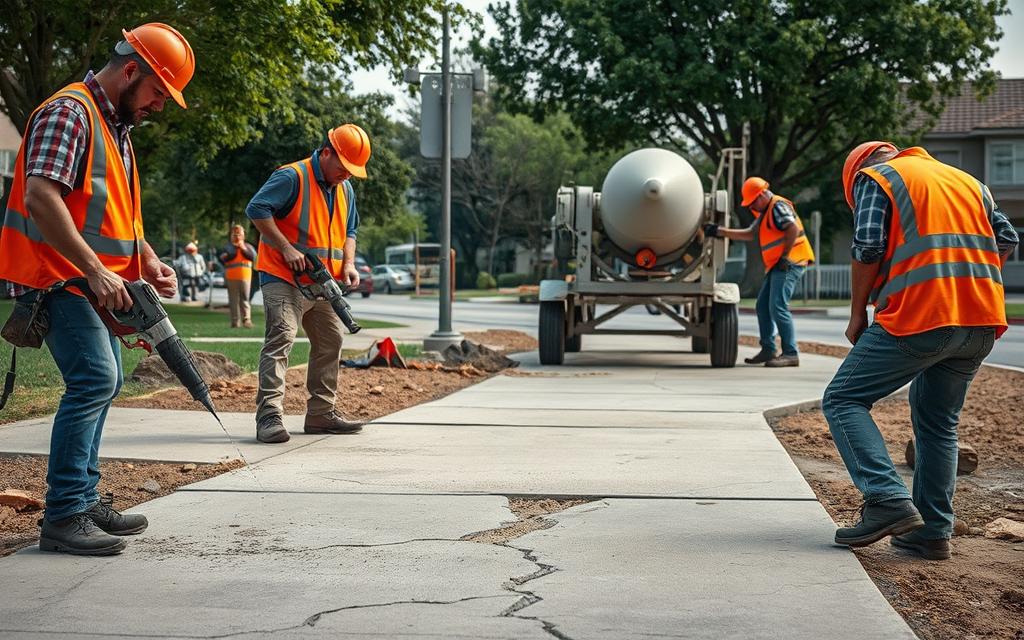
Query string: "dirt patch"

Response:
xmin=130 ymin=350 xmax=243 ymax=387
xmin=442 ymin=340 xmax=519 ymax=372
xmin=117 ymin=365 xmax=486 ymax=420
xmin=0 ymin=456 xmax=243 ymax=557
xmin=770 ymin=364 xmax=1024 ymax=640
xmin=462 ymin=497 xmax=595 ymax=544
xmin=462 ymin=330 xmax=538 ymax=355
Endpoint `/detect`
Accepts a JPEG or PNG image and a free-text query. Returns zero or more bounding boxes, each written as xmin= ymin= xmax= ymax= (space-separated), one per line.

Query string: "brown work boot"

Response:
xmin=304 ymin=410 xmax=364 ymax=435
xmin=891 ymin=532 xmax=951 ymax=560
xmin=230 ymin=321 xmax=240 ymax=329
xmin=243 ymin=319 xmax=253 ymax=328
xmin=744 ymin=349 xmax=775 ymax=365
xmin=256 ymin=414 xmax=290 ymax=444
xmin=765 ymin=354 xmax=800 ymax=367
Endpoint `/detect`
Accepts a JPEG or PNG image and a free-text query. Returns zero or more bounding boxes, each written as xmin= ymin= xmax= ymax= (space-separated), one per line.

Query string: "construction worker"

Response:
xmin=704 ymin=177 xmax=815 ymax=367
xmin=0 ymin=24 xmax=194 ymax=555
xmin=174 ymin=241 xmax=206 ymax=302
xmin=824 ymin=141 xmax=1018 ymax=560
xmin=246 ymin=124 xmax=369 ymax=443
xmin=218 ymin=225 xmax=257 ymax=328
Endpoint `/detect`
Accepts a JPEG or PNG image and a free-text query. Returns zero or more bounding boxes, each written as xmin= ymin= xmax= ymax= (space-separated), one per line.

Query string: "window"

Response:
xmin=989 ymin=141 xmax=1024 ymax=186
xmin=931 ymin=149 xmax=961 ymax=168
xmin=0 ymin=149 xmax=15 ymax=177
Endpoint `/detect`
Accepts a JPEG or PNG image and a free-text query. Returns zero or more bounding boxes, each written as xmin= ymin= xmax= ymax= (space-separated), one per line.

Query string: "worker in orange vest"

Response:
xmin=246 ymin=124 xmax=369 ymax=444
xmin=824 ymin=141 xmax=1018 ymax=560
xmin=0 ymin=24 xmax=194 ymax=556
xmin=218 ymin=225 xmax=257 ymax=328
xmin=704 ymin=177 xmax=815 ymax=367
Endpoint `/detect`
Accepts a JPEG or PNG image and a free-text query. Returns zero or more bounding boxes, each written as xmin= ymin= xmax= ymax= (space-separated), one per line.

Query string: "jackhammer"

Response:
xmin=293 ymin=252 xmax=361 ymax=333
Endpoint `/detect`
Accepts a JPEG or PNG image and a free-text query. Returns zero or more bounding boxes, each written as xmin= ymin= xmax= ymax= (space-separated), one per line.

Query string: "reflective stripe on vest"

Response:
xmin=0 ymin=83 xmax=142 ymax=290
xmin=858 ymin=147 xmax=1005 ymax=336
xmin=755 ymin=195 xmax=814 ymax=272
xmin=255 ymin=157 xmax=348 ymax=282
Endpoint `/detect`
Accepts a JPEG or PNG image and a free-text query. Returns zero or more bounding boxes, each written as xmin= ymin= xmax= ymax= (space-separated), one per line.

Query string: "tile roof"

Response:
xmin=914 ymin=79 xmax=1024 ymax=134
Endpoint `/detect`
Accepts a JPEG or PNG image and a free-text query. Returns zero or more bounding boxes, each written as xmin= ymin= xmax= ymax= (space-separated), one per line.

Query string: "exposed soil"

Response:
xmin=770 ymin=364 xmax=1024 ymax=640
xmin=462 ymin=498 xmax=594 ymax=544
xmin=117 ymin=365 xmax=487 ymax=419
xmin=462 ymin=330 xmax=538 ymax=355
xmin=131 ymin=351 xmax=243 ymax=388
xmin=0 ymin=457 xmax=243 ymax=557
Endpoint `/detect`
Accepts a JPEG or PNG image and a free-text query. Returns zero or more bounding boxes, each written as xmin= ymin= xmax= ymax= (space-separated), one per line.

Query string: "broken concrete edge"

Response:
xmin=762 ymin=386 xmax=912 ymax=422
xmin=0 ymin=451 xmax=248 ymax=467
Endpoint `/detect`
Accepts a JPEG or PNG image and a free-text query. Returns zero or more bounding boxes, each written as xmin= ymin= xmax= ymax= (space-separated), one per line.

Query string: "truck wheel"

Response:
xmin=710 ymin=302 xmax=738 ymax=368
xmin=539 ymin=301 xmax=566 ymax=365
xmin=566 ymin=306 xmax=583 ymax=353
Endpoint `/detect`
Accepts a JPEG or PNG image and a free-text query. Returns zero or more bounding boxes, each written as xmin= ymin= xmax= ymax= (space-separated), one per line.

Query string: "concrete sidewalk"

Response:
xmin=0 ymin=337 xmax=916 ymax=639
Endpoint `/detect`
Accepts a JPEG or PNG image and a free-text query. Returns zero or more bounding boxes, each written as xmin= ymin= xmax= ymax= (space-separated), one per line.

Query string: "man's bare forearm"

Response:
xmin=251 ymin=218 xmax=293 ymax=253
xmin=344 ymin=237 xmax=357 ymax=266
xmin=850 ymin=260 xmax=881 ymax=311
xmin=719 ymin=225 xmax=756 ymax=242
xmin=24 ymin=177 xmax=104 ymax=276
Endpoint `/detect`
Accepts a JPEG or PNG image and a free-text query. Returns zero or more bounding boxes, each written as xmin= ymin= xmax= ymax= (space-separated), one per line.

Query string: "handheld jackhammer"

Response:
xmin=63 ymin=278 xmax=221 ymax=423
xmin=292 ymin=253 xmax=361 ymax=334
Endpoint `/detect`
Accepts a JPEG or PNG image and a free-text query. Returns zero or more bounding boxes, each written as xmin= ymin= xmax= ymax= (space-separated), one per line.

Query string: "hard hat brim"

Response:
xmin=121 ymin=28 xmax=188 ymax=109
xmin=740 ymin=191 xmax=762 ymax=207
xmin=339 ymin=155 xmax=367 ymax=179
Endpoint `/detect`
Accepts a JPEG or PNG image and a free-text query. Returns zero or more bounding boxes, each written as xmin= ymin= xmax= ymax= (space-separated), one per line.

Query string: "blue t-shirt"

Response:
xmin=245 ymin=150 xmax=359 ymax=285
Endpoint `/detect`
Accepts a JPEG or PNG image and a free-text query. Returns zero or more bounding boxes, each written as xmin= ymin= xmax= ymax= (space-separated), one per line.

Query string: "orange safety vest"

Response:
xmin=754 ymin=195 xmax=815 ymax=272
xmin=859 ymin=147 xmax=1006 ymax=337
xmin=0 ymin=83 xmax=143 ymax=287
xmin=255 ymin=157 xmax=348 ymax=282
xmin=223 ymin=246 xmax=253 ymax=282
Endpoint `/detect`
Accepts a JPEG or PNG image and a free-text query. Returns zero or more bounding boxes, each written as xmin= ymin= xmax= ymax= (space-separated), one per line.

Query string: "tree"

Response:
xmin=143 ymin=75 xmax=415 ymax=253
xmin=476 ymin=0 xmax=1007 ymax=291
xmin=0 ymin=0 xmax=461 ymax=160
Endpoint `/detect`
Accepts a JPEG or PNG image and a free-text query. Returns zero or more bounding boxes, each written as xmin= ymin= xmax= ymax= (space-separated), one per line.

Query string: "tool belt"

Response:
xmin=0 ymin=284 xmax=61 ymax=409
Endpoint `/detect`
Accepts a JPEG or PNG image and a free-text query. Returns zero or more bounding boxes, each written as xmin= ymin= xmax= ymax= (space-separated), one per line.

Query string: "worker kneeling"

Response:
xmin=824 ymin=141 xmax=1017 ymax=560
xmin=246 ymin=124 xmax=371 ymax=443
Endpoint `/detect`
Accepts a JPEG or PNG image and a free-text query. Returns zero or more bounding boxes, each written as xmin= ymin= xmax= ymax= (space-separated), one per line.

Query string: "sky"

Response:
xmin=350 ymin=2 xmax=1024 ymax=120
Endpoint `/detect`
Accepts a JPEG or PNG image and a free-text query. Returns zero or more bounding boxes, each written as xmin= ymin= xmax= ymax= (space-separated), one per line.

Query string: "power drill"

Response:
xmin=293 ymin=253 xmax=361 ymax=333
xmin=63 ymin=278 xmax=221 ymax=422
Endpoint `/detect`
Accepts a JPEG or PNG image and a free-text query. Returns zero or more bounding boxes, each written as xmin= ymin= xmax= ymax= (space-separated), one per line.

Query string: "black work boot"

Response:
xmin=39 ymin=513 xmax=127 ymax=556
xmin=304 ymin=410 xmax=364 ymax=435
xmin=765 ymin=353 xmax=800 ymax=367
xmin=744 ymin=349 xmax=775 ymax=365
xmin=891 ymin=532 xmax=951 ymax=560
xmin=86 ymin=493 xmax=148 ymax=535
xmin=256 ymin=414 xmax=290 ymax=443
xmin=834 ymin=499 xmax=924 ymax=547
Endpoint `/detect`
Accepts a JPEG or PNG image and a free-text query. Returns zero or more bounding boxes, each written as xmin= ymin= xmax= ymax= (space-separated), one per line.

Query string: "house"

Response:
xmin=0 ymin=109 xmax=19 ymax=200
xmin=829 ymin=79 xmax=1024 ymax=290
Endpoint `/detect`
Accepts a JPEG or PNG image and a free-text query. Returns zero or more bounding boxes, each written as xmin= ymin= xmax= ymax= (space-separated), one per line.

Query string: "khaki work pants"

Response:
xmin=256 ymin=282 xmax=343 ymax=420
xmin=226 ymin=278 xmax=251 ymax=326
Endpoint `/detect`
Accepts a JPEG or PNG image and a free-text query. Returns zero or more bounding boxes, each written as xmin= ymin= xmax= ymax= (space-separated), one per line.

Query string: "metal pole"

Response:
xmin=424 ymin=4 xmax=463 ymax=352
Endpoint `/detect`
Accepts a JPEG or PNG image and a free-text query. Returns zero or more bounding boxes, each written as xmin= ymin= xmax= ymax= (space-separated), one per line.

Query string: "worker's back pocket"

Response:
xmin=895 ymin=326 xmax=956 ymax=359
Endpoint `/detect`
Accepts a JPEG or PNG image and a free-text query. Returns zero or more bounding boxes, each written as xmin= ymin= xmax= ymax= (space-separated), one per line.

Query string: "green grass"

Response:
xmin=0 ymin=299 xmax=396 ymax=423
xmin=410 ymin=289 xmax=520 ymax=301
xmin=1006 ymin=303 xmax=1024 ymax=318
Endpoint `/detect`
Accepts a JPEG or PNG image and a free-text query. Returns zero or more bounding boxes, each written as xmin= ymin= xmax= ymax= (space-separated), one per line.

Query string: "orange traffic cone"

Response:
xmin=366 ymin=337 xmax=407 ymax=368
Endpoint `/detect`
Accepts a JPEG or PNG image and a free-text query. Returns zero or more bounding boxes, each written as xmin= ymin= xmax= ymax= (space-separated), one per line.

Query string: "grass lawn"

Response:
xmin=0 ymin=300 xmax=401 ymax=423
xmin=409 ymin=289 xmax=520 ymax=301
xmin=1005 ymin=303 xmax=1024 ymax=318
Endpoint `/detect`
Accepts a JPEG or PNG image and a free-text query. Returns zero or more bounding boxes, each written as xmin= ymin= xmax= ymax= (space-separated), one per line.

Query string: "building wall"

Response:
xmin=0 ymin=111 xmax=20 ymax=152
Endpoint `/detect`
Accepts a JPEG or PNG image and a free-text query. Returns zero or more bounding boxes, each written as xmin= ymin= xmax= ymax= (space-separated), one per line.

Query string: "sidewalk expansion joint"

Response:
xmin=174 ymin=488 xmax=820 ymax=502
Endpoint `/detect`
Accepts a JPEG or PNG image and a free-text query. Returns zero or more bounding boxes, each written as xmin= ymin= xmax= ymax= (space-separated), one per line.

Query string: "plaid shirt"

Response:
xmin=7 ymin=72 xmax=133 ymax=297
xmin=771 ymin=199 xmax=796 ymax=230
xmin=851 ymin=173 xmax=1020 ymax=264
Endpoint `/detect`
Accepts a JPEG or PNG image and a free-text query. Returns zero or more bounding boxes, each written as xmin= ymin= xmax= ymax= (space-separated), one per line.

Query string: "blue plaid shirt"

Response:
xmin=851 ymin=173 xmax=1019 ymax=264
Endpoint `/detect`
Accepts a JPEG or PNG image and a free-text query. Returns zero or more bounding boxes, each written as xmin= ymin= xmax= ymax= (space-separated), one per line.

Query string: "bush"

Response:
xmin=476 ymin=272 xmax=497 ymax=289
xmin=496 ymin=272 xmax=531 ymax=287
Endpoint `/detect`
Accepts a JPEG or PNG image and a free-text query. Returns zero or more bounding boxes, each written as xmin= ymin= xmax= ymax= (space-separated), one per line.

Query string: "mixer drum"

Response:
xmin=598 ymin=148 xmax=705 ymax=256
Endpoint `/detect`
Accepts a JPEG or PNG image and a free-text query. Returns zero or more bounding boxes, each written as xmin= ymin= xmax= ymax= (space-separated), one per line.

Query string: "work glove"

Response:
xmin=776 ymin=257 xmax=793 ymax=272
xmin=702 ymin=223 xmax=721 ymax=239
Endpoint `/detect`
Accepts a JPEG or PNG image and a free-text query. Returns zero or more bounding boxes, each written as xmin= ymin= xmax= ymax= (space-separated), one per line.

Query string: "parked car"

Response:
xmin=372 ymin=264 xmax=415 ymax=294
xmin=351 ymin=255 xmax=374 ymax=298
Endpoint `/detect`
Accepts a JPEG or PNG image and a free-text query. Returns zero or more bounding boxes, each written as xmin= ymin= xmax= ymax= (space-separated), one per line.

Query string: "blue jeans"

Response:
xmin=822 ymin=324 xmax=995 ymax=540
xmin=39 ymin=291 xmax=124 ymax=522
xmin=756 ymin=264 xmax=805 ymax=356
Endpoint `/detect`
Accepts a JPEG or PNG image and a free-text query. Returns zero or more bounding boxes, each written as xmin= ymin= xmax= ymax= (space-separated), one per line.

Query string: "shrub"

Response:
xmin=496 ymin=272 xmax=530 ymax=287
xmin=476 ymin=272 xmax=497 ymax=289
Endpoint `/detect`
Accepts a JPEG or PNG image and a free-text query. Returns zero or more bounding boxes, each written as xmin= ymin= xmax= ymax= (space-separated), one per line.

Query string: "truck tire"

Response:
xmin=539 ymin=301 xmax=566 ymax=365
xmin=566 ymin=306 xmax=583 ymax=353
xmin=710 ymin=301 xmax=737 ymax=368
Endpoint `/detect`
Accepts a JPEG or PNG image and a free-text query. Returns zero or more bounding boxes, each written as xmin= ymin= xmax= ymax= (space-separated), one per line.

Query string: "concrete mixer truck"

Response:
xmin=538 ymin=147 xmax=742 ymax=367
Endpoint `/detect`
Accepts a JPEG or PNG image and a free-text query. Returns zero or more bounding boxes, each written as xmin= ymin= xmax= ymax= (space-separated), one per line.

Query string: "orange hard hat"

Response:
xmin=740 ymin=176 xmax=769 ymax=207
xmin=327 ymin=124 xmax=371 ymax=179
xmin=842 ymin=141 xmax=896 ymax=210
xmin=121 ymin=23 xmax=195 ymax=109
